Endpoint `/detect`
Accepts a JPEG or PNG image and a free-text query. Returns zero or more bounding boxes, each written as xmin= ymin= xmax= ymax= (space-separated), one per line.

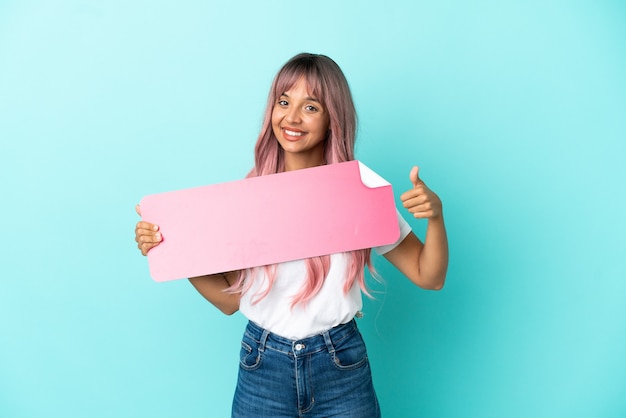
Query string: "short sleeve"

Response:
xmin=374 ymin=209 xmax=412 ymax=255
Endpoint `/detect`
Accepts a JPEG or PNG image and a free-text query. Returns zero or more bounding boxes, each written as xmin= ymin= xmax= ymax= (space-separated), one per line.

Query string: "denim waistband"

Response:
xmin=244 ymin=319 xmax=359 ymax=357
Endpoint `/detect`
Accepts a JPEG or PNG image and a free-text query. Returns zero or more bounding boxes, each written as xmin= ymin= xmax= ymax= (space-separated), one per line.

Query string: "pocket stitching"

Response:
xmin=239 ymin=340 xmax=263 ymax=371
xmin=331 ymin=352 xmax=368 ymax=371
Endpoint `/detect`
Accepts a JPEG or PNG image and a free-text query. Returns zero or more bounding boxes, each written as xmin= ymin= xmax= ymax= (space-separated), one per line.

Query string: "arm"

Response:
xmin=383 ymin=166 xmax=449 ymax=290
xmin=134 ymin=205 xmax=241 ymax=314
xmin=188 ymin=271 xmax=241 ymax=315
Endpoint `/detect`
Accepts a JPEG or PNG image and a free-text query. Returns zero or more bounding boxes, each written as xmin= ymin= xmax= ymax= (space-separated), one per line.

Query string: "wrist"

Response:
xmin=428 ymin=211 xmax=444 ymax=223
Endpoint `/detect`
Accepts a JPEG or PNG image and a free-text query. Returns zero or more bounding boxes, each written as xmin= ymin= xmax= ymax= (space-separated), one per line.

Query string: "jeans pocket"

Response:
xmin=331 ymin=330 xmax=368 ymax=371
xmin=239 ymin=337 xmax=263 ymax=371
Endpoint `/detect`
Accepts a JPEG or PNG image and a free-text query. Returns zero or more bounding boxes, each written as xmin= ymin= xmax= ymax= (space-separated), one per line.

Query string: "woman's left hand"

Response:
xmin=400 ymin=166 xmax=442 ymax=219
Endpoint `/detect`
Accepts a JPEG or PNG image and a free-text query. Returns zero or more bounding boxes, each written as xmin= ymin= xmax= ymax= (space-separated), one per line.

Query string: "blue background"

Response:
xmin=1 ymin=1 xmax=625 ymax=417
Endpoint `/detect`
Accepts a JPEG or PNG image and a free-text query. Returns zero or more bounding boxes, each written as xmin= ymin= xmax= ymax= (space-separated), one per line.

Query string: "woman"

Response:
xmin=135 ymin=53 xmax=448 ymax=417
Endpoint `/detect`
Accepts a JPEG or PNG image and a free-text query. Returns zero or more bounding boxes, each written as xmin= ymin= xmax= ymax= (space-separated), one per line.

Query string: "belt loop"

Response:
xmin=259 ymin=329 xmax=270 ymax=353
xmin=322 ymin=329 xmax=335 ymax=355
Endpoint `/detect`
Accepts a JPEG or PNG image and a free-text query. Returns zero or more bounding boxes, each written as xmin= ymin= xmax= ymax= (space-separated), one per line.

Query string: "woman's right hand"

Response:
xmin=134 ymin=204 xmax=162 ymax=256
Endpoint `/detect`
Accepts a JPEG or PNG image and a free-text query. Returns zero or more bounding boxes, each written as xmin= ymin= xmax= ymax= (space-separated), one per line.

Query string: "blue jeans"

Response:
xmin=232 ymin=319 xmax=381 ymax=417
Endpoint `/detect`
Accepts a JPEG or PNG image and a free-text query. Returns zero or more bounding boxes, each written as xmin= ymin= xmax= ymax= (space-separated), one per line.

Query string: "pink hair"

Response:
xmin=230 ymin=53 xmax=373 ymax=307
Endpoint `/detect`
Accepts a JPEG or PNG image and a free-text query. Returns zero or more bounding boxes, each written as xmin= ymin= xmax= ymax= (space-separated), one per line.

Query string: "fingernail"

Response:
xmin=155 ymin=233 xmax=161 ymax=241
xmin=153 ymin=225 xmax=159 ymax=231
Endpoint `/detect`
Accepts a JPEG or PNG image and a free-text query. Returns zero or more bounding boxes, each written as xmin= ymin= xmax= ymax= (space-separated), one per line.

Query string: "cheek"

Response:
xmin=271 ymin=108 xmax=282 ymax=129
xmin=313 ymin=116 xmax=330 ymax=134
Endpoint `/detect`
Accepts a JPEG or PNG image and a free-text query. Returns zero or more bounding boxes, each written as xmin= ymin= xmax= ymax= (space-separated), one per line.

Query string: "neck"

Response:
xmin=283 ymin=151 xmax=325 ymax=172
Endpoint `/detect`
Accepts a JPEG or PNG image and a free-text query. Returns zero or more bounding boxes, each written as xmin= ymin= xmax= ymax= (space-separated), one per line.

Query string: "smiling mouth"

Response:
xmin=283 ymin=128 xmax=305 ymax=137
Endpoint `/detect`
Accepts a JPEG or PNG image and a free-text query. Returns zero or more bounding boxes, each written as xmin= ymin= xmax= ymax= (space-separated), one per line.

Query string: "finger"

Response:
xmin=139 ymin=241 xmax=159 ymax=256
xmin=400 ymin=184 xmax=426 ymax=202
xmin=135 ymin=230 xmax=157 ymax=245
xmin=411 ymin=202 xmax=442 ymax=219
xmin=410 ymin=166 xmax=420 ymax=188
xmin=411 ymin=210 xmax=435 ymax=219
xmin=402 ymin=195 xmax=429 ymax=209
xmin=135 ymin=223 xmax=161 ymax=245
xmin=136 ymin=204 xmax=142 ymax=216
xmin=137 ymin=232 xmax=162 ymax=244
xmin=135 ymin=221 xmax=159 ymax=232
xmin=405 ymin=200 xmax=433 ymax=214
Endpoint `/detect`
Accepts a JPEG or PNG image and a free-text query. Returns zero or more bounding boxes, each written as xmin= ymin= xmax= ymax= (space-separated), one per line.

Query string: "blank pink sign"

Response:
xmin=140 ymin=160 xmax=400 ymax=282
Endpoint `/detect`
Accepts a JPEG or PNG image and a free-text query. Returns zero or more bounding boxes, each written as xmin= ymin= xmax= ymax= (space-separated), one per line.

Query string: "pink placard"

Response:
xmin=139 ymin=160 xmax=400 ymax=282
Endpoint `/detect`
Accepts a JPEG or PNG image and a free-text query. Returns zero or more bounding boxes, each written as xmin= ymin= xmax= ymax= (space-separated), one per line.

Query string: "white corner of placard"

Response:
xmin=357 ymin=161 xmax=390 ymax=188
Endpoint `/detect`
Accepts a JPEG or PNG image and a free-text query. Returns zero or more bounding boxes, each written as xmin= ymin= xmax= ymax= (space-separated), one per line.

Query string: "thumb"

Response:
xmin=410 ymin=166 xmax=421 ymax=188
xmin=135 ymin=204 xmax=142 ymax=217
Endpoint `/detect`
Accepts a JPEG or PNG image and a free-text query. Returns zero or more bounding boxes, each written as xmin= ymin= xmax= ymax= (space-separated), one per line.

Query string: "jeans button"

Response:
xmin=295 ymin=343 xmax=305 ymax=351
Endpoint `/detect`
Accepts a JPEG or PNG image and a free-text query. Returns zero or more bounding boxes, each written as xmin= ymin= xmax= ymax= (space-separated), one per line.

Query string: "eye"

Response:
xmin=305 ymin=104 xmax=319 ymax=112
xmin=277 ymin=99 xmax=288 ymax=106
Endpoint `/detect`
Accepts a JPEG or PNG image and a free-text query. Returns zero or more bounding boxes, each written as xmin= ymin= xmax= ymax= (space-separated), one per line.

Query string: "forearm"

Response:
xmin=188 ymin=271 xmax=241 ymax=315
xmin=383 ymin=216 xmax=448 ymax=290
xmin=417 ymin=215 xmax=449 ymax=290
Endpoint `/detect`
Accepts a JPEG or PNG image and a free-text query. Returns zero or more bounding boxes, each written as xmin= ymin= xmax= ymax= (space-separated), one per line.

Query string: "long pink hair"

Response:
xmin=230 ymin=53 xmax=373 ymax=307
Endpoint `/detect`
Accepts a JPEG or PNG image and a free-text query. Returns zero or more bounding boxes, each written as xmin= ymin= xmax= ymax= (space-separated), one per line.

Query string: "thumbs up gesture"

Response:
xmin=400 ymin=166 xmax=442 ymax=219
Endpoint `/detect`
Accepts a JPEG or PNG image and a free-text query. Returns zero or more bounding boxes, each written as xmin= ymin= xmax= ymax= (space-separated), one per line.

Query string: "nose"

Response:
xmin=285 ymin=106 xmax=302 ymax=124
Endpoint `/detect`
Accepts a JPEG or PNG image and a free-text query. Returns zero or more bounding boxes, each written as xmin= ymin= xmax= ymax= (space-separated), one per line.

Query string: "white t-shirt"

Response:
xmin=239 ymin=210 xmax=412 ymax=340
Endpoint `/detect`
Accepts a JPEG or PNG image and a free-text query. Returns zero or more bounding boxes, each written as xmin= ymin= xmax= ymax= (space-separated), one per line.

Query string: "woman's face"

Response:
xmin=271 ymin=77 xmax=330 ymax=171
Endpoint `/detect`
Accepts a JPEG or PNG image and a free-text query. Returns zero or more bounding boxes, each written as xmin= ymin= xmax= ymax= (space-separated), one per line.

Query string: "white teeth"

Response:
xmin=284 ymin=129 xmax=304 ymax=136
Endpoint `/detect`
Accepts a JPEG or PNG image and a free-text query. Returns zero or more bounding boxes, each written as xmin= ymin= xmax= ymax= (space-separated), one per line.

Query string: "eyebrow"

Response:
xmin=280 ymin=92 xmax=321 ymax=103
